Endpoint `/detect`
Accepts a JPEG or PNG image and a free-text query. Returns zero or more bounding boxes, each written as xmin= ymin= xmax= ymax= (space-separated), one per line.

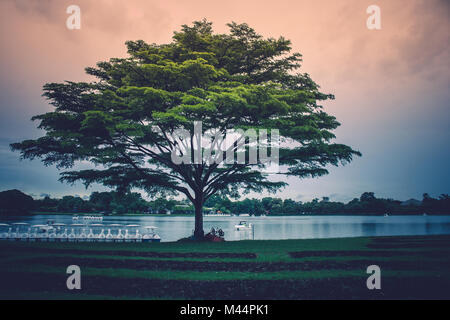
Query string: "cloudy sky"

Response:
xmin=0 ymin=0 xmax=448 ymax=202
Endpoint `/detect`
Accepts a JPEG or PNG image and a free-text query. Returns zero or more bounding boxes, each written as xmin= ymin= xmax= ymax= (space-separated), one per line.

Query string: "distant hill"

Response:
xmin=0 ymin=189 xmax=34 ymax=215
xmin=401 ymin=199 xmax=422 ymax=206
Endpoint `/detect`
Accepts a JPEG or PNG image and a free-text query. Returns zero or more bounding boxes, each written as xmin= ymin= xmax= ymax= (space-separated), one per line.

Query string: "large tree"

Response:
xmin=11 ymin=20 xmax=360 ymax=239
xmin=0 ymin=189 xmax=35 ymax=216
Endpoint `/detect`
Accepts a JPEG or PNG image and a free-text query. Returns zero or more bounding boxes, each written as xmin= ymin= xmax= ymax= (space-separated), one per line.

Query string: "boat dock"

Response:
xmin=0 ymin=222 xmax=160 ymax=243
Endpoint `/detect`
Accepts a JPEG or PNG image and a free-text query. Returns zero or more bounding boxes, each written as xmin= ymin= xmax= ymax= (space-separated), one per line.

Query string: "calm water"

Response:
xmin=2 ymin=214 xmax=450 ymax=242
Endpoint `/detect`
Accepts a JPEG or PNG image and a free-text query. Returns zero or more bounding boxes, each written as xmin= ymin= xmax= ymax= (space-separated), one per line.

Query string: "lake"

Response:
xmin=2 ymin=214 xmax=450 ymax=242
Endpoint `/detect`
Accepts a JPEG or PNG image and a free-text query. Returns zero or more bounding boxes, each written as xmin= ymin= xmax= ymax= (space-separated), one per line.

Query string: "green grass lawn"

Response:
xmin=0 ymin=235 xmax=449 ymax=299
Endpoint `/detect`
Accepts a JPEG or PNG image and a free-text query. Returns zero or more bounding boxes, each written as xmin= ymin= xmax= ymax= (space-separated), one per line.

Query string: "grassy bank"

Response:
xmin=0 ymin=235 xmax=449 ymax=299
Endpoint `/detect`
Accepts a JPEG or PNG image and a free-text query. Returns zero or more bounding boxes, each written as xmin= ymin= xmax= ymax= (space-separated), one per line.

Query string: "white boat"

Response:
xmin=72 ymin=215 xmax=103 ymax=221
xmin=21 ymin=228 xmax=31 ymax=242
xmin=83 ymin=215 xmax=103 ymax=221
xmin=88 ymin=224 xmax=103 ymax=242
xmin=58 ymin=228 xmax=69 ymax=242
xmin=32 ymin=225 xmax=50 ymax=242
xmin=51 ymin=223 xmax=66 ymax=241
xmin=12 ymin=223 xmax=29 ymax=241
xmin=78 ymin=227 xmax=88 ymax=242
xmin=29 ymin=226 xmax=39 ymax=242
xmin=7 ymin=227 xmax=16 ymax=241
xmin=37 ymin=220 xmax=57 ymax=233
xmin=142 ymin=226 xmax=161 ymax=242
xmin=108 ymin=224 xmax=123 ymax=242
xmin=0 ymin=224 xmax=9 ymax=240
xmin=105 ymin=229 xmax=114 ymax=242
xmin=69 ymin=224 xmax=84 ymax=242
xmin=53 ymin=223 xmax=66 ymax=228
xmin=68 ymin=228 xmax=77 ymax=242
xmin=115 ymin=229 xmax=125 ymax=242
xmin=235 ymin=221 xmax=253 ymax=231
xmin=48 ymin=230 xmax=57 ymax=242
xmin=125 ymin=224 xmax=141 ymax=242
xmin=32 ymin=225 xmax=48 ymax=239
xmin=135 ymin=229 xmax=142 ymax=242
xmin=97 ymin=229 xmax=106 ymax=242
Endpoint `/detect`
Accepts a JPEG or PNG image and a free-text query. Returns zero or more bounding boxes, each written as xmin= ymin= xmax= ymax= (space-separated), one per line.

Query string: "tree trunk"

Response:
xmin=193 ymin=201 xmax=204 ymax=239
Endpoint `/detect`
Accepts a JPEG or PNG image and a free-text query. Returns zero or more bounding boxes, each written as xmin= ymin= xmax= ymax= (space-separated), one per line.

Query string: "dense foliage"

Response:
xmin=0 ymin=190 xmax=35 ymax=215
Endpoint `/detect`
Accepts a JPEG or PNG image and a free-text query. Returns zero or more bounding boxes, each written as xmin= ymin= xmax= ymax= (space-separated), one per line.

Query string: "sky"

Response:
xmin=0 ymin=0 xmax=449 ymax=202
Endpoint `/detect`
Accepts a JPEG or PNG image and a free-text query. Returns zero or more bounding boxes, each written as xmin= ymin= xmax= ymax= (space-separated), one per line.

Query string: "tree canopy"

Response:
xmin=0 ymin=189 xmax=35 ymax=215
xmin=11 ymin=20 xmax=361 ymax=238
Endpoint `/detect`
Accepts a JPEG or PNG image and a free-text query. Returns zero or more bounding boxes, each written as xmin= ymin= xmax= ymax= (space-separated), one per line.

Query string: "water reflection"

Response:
xmin=361 ymin=223 xmax=376 ymax=235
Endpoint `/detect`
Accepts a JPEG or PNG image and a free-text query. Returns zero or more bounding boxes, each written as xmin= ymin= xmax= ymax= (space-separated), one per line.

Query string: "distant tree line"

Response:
xmin=0 ymin=189 xmax=449 ymax=216
xmin=204 ymin=192 xmax=450 ymax=215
